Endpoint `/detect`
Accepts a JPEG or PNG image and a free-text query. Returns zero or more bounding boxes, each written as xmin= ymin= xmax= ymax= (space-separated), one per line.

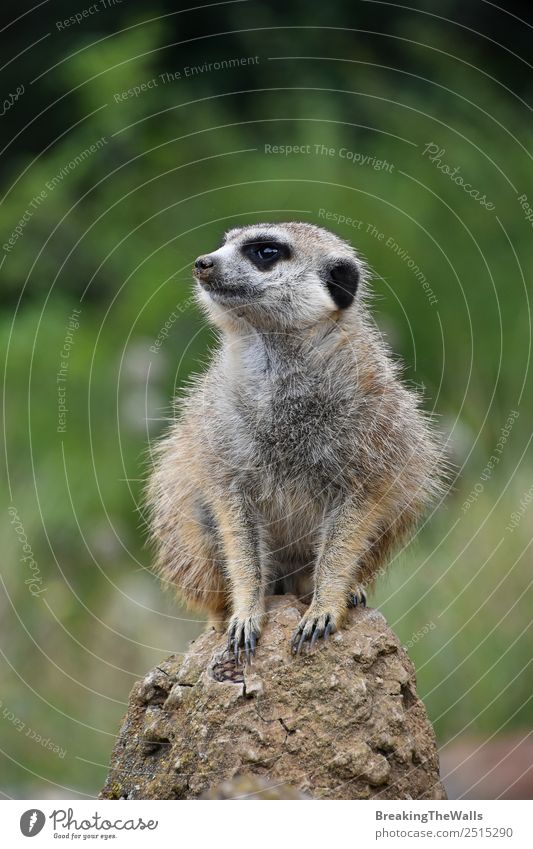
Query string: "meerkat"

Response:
xmin=146 ymin=222 xmax=444 ymax=662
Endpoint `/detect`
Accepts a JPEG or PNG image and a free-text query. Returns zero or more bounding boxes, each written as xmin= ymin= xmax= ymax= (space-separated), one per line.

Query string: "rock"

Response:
xmin=100 ymin=595 xmax=446 ymax=800
xmin=201 ymin=773 xmax=309 ymax=799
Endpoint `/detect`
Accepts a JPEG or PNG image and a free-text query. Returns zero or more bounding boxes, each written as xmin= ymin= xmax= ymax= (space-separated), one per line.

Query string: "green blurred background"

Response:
xmin=1 ymin=0 xmax=532 ymax=798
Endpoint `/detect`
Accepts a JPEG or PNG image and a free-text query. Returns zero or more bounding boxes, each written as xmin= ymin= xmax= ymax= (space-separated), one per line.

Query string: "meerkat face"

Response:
xmin=193 ymin=222 xmax=364 ymax=330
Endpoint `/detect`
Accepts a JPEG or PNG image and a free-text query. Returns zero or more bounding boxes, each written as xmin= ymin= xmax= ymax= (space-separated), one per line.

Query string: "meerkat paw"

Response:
xmin=227 ymin=612 xmax=263 ymax=665
xmin=291 ymin=608 xmax=339 ymax=655
xmin=347 ymin=585 xmax=367 ymax=609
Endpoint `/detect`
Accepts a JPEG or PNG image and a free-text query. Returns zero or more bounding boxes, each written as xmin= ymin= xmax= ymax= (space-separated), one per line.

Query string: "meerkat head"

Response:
xmin=193 ymin=221 xmax=366 ymax=331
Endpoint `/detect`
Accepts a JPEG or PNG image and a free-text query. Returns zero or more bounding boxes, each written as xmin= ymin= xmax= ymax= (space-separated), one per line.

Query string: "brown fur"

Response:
xmin=146 ymin=222 xmax=445 ymax=654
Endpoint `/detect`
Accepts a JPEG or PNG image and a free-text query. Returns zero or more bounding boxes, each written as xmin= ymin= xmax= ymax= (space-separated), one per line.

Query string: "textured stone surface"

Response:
xmin=100 ymin=595 xmax=446 ymax=800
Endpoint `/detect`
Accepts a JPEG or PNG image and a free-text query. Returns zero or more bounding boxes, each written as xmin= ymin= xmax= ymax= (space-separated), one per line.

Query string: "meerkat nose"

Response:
xmin=194 ymin=255 xmax=215 ymax=271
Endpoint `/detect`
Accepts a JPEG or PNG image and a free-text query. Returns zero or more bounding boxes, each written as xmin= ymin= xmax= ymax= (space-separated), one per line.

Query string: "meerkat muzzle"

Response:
xmin=193 ymin=254 xmax=216 ymax=281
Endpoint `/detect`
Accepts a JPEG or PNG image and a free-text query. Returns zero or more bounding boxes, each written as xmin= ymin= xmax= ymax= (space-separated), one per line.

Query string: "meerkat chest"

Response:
xmin=221 ymin=368 xmax=356 ymax=500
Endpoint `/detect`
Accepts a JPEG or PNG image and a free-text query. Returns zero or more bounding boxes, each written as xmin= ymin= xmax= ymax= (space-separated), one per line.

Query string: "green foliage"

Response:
xmin=1 ymin=18 xmax=531 ymax=796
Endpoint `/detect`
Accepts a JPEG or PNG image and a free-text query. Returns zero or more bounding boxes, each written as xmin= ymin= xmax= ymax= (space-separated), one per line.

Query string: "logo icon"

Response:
xmin=20 ymin=810 xmax=46 ymax=837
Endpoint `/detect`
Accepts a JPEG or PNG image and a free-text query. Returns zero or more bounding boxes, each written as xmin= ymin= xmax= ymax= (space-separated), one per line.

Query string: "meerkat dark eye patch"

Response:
xmin=241 ymin=239 xmax=291 ymax=270
xmin=323 ymin=258 xmax=360 ymax=309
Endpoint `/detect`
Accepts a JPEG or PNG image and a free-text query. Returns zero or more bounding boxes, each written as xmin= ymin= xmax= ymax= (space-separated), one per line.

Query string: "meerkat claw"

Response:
xmin=348 ymin=587 xmax=367 ymax=608
xmin=309 ymin=627 xmax=320 ymax=651
xmin=227 ymin=616 xmax=261 ymax=665
xmin=291 ymin=612 xmax=337 ymax=655
xmin=290 ymin=627 xmax=303 ymax=655
xmin=227 ymin=620 xmax=242 ymax=663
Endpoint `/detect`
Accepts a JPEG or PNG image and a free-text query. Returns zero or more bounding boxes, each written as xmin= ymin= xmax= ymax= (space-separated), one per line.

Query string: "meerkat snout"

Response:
xmin=194 ymin=254 xmax=215 ymax=271
xmin=193 ymin=254 xmax=217 ymax=286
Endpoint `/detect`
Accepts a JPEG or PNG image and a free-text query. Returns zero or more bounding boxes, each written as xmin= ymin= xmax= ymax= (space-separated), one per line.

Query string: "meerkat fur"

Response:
xmin=146 ymin=222 xmax=444 ymax=661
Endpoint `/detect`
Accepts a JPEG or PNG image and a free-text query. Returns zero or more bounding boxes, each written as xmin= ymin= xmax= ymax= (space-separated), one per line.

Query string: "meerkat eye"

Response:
xmin=241 ymin=240 xmax=290 ymax=269
xmin=257 ymin=245 xmax=279 ymax=261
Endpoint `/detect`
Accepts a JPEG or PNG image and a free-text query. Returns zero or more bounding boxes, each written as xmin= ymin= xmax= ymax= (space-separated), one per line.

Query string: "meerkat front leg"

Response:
xmin=291 ymin=496 xmax=386 ymax=654
xmin=213 ymin=495 xmax=265 ymax=664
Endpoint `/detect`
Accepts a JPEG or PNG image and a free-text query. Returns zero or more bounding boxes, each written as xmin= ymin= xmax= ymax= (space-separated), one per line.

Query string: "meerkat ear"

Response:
xmin=324 ymin=258 xmax=360 ymax=309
